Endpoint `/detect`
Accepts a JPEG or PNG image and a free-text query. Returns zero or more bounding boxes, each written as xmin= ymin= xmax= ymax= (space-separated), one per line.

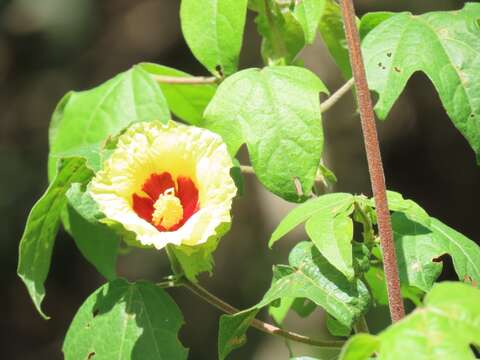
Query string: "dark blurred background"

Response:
xmin=1 ymin=0 xmax=478 ymax=359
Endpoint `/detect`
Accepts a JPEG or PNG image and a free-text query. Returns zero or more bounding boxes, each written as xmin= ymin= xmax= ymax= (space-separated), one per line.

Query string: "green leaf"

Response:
xmin=253 ymin=1 xmax=305 ymax=65
xmin=367 ymin=190 xmax=430 ymax=225
xmin=268 ymin=297 xmax=316 ymax=325
xmin=48 ymin=66 xmax=169 ymax=179
xmin=359 ymin=11 xmax=395 ymax=39
xmin=204 ymin=66 xmax=327 ymax=202
xmin=339 ymin=282 xmax=480 ymax=360
xmin=326 ymin=314 xmax=352 ymax=337
xmin=364 ymin=266 xmax=423 ymax=306
xmin=180 ymin=0 xmax=248 ymax=76
xmin=17 ymin=158 xmax=93 ymax=319
xmin=168 ymin=222 xmax=230 ymax=282
xmin=66 ymin=183 xmax=119 ymax=280
xmin=362 ymin=3 xmax=480 ymax=162
xmin=270 ymin=193 xmax=354 ymax=246
xmin=339 ymin=333 xmax=380 ymax=360
xmin=318 ymin=0 xmax=353 ymax=78
xmin=306 ymin=212 xmax=354 ymax=280
xmin=140 ymin=63 xmax=216 ymax=125
xmin=392 ymin=212 xmax=480 ymax=292
xmin=258 ymin=242 xmax=370 ymax=327
xmin=219 ymin=242 xmax=370 ymax=358
xmin=293 ymin=0 xmax=325 ymax=44
xmin=218 ymin=309 xmax=258 ymax=360
xmin=63 ymin=279 xmax=188 ymax=360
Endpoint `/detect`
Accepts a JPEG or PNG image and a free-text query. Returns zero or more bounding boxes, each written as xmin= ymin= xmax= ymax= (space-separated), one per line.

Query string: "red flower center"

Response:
xmin=132 ymin=172 xmax=199 ymax=232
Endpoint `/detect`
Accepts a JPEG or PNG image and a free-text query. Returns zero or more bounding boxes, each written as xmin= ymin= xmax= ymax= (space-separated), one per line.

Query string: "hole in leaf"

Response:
xmin=469 ymin=344 xmax=480 ymax=358
xmin=87 ymin=352 xmax=96 ymax=359
xmin=378 ymin=62 xmax=383 ymax=67
xmin=394 ymin=66 xmax=401 ymax=73
xmin=387 ymin=52 xmax=392 ymax=57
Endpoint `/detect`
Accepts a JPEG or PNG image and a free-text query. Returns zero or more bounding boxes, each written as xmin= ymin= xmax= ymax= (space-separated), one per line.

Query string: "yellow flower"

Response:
xmin=89 ymin=120 xmax=237 ymax=250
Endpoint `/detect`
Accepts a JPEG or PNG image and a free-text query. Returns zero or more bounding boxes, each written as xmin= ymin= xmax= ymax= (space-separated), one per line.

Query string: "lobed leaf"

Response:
xmin=204 ymin=66 xmax=327 ymax=202
xmin=180 ymin=0 xmax=248 ymax=76
xmin=63 ymin=279 xmax=188 ymax=360
xmin=48 ymin=66 xmax=169 ymax=179
xmin=17 ymin=158 xmax=93 ymax=318
xmin=339 ymin=282 xmax=480 ymax=360
xmin=362 ymin=3 xmax=480 ymax=162
xmin=393 ymin=213 xmax=480 ymax=292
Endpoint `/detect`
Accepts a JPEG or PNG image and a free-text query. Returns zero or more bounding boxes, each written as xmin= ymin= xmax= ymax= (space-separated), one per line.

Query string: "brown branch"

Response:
xmin=320 ymin=78 xmax=355 ymax=113
xmin=153 ymin=75 xmax=218 ymax=85
xmin=182 ymin=281 xmax=344 ymax=348
xmin=339 ymin=0 xmax=405 ymax=322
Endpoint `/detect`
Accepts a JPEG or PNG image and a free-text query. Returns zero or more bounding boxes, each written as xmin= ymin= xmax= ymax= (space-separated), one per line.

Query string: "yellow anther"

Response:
xmin=152 ymin=188 xmax=183 ymax=229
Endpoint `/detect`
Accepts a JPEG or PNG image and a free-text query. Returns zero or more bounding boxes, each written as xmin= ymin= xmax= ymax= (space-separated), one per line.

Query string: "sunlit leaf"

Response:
xmin=63 ymin=279 xmax=188 ymax=360
xmin=393 ymin=213 xmax=480 ymax=291
xmin=306 ymin=211 xmax=354 ymax=280
xmin=48 ymin=66 xmax=169 ymax=179
xmin=204 ymin=66 xmax=327 ymax=201
xmin=339 ymin=282 xmax=480 ymax=360
xmin=270 ymin=193 xmax=354 ymax=246
xmin=180 ymin=0 xmax=248 ymax=76
xmin=363 ymin=3 xmax=480 ymax=162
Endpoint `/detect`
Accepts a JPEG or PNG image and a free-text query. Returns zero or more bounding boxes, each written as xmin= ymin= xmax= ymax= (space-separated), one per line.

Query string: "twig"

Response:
xmin=320 ymin=78 xmax=354 ymax=113
xmin=182 ymin=280 xmax=344 ymax=348
xmin=153 ymin=75 xmax=218 ymax=85
xmin=241 ymin=165 xmax=326 ymax=186
xmin=339 ymin=0 xmax=405 ymax=322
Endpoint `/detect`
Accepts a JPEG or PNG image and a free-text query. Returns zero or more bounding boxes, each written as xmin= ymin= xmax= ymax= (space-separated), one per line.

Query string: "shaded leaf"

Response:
xmin=180 ymin=0 xmax=248 ymax=76
xmin=326 ymin=314 xmax=351 ymax=337
xmin=63 ymin=279 xmax=188 ymax=360
xmin=318 ymin=0 xmax=353 ymax=78
xmin=48 ymin=66 xmax=169 ymax=179
xmin=293 ymin=0 xmax=325 ymax=44
xmin=339 ymin=282 xmax=480 ymax=360
xmin=270 ymin=193 xmax=354 ymax=247
xmin=17 ymin=158 xmax=93 ymax=318
xmin=169 ymin=222 xmax=230 ymax=282
xmin=204 ymin=66 xmax=327 ymax=202
xmin=392 ymin=213 xmax=480 ymax=292
xmin=66 ymin=183 xmax=119 ymax=280
xmin=359 ymin=11 xmax=395 ymax=39
xmin=306 ymin=212 xmax=354 ymax=280
xmin=140 ymin=63 xmax=216 ymax=125
xmin=363 ymin=3 xmax=480 ymax=162
xmin=218 ymin=309 xmax=258 ymax=360
xmin=253 ymin=0 xmax=305 ymax=65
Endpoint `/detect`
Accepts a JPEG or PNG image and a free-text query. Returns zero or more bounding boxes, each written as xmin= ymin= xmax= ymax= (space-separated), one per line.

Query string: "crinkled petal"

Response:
xmin=89 ymin=120 xmax=237 ymax=249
